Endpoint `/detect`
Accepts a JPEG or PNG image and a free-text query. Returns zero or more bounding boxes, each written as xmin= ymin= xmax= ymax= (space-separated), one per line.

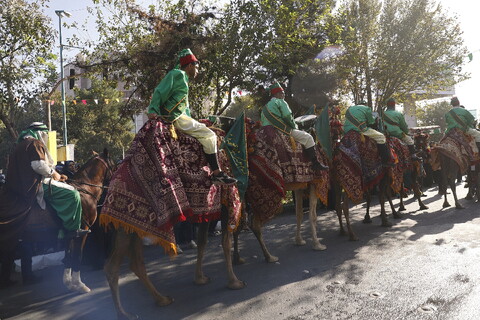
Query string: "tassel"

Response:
xmin=360 ymin=133 xmax=365 ymax=143
xmin=169 ymin=125 xmax=178 ymax=140
xmin=290 ymin=136 xmax=297 ymax=150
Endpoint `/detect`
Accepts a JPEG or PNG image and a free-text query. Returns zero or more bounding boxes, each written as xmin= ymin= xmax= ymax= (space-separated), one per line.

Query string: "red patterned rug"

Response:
xmin=388 ymin=136 xmax=411 ymax=194
xmin=334 ymin=131 xmax=385 ymax=203
xmin=246 ymin=125 xmax=329 ymax=224
xmin=431 ymin=128 xmax=478 ymax=174
xmin=100 ymin=119 xmax=241 ymax=256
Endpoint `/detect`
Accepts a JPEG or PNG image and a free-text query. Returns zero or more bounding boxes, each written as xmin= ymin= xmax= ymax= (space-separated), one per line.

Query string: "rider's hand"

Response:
xmin=51 ymin=171 xmax=61 ymax=181
xmin=59 ymin=174 xmax=68 ymax=182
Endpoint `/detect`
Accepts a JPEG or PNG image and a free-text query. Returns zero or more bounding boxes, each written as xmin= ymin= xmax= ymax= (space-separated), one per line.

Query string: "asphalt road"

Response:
xmin=1 ymin=182 xmax=480 ymax=320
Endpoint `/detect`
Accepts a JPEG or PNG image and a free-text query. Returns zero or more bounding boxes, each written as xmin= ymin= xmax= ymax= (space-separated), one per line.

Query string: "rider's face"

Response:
xmin=185 ymin=62 xmax=199 ymax=79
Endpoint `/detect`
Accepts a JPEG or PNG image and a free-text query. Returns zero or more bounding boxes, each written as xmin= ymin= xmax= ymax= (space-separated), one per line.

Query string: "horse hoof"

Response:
xmin=362 ymin=219 xmax=372 ymax=224
xmin=295 ymin=239 xmax=306 ymax=246
xmin=228 ymin=280 xmax=246 ymax=290
xmin=70 ymin=283 xmax=91 ymax=293
xmin=266 ymin=255 xmax=279 ymax=263
xmin=455 ymin=204 xmax=465 ymax=209
xmin=312 ymin=243 xmax=327 ymax=251
xmin=194 ymin=275 xmax=211 ymax=285
xmin=155 ymin=296 xmax=174 ymax=306
xmin=233 ymin=257 xmax=246 ymax=265
xmin=349 ymin=235 xmax=359 ymax=241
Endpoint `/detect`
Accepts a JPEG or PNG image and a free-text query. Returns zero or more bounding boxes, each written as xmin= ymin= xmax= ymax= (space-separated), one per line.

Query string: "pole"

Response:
xmin=58 ymin=13 xmax=67 ymax=145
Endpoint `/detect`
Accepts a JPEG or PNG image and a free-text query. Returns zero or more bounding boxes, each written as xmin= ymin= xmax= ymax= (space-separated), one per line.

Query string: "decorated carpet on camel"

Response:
xmin=246 ymin=125 xmax=330 ymax=224
xmin=100 ymin=119 xmax=241 ymax=255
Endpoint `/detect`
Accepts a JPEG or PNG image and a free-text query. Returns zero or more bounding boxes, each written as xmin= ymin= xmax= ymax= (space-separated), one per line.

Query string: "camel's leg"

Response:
xmin=250 ymin=214 xmax=278 ymax=263
xmin=194 ymin=222 xmax=210 ymax=285
xmin=398 ymin=181 xmax=406 ymax=211
xmin=363 ymin=192 xmax=372 ymax=224
xmin=128 ymin=233 xmax=173 ymax=307
xmin=412 ymin=171 xmax=428 ymax=210
xmin=232 ymin=215 xmax=245 ymax=265
xmin=308 ymin=186 xmax=326 ymax=251
xmin=220 ymin=214 xmax=245 ymax=290
xmin=294 ymin=189 xmax=306 ymax=246
xmin=342 ymin=194 xmax=358 ymax=241
xmin=104 ymin=229 xmax=139 ymax=320
xmin=450 ymin=175 xmax=464 ymax=209
xmin=379 ymin=182 xmax=392 ymax=227
xmin=385 ymin=185 xmax=400 ymax=219
xmin=334 ymin=185 xmax=346 ymax=235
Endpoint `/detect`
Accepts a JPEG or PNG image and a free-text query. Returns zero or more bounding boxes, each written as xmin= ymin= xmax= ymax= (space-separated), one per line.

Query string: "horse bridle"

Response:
xmin=70 ymin=156 xmax=114 ymax=190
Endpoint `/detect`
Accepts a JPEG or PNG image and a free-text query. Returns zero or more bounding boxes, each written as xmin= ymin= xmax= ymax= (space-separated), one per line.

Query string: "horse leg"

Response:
xmin=63 ymin=239 xmax=73 ymax=289
xmin=342 ymin=194 xmax=358 ymax=241
xmin=70 ymin=236 xmax=91 ymax=293
xmin=363 ymin=192 xmax=372 ymax=224
xmin=308 ymin=186 xmax=326 ymax=251
xmin=250 ymin=214 xmax=278 ymax=263
xmin=104 ymin=229 xmax=139 ymax=320
xmin=294 ymin=189 xmax=306 ymax=246
xmin=128 ymin=233 xmax=173 ymax=306
xmin=194 ymin=222 xmax=210 ymax=285
xmin=219 ymin=211 xmax=245 ymax=290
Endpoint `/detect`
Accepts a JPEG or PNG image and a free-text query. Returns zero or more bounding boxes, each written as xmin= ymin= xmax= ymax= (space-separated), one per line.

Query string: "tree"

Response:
xmin=416 ymin=100 xmax=449 ymax=131
xmin=0 ymin=0 xmax=56 ymax=139
xmin=334 ymin=0 xmax=468 ymax=112
xmin=49 ymin=78 xmax=135 ymax=164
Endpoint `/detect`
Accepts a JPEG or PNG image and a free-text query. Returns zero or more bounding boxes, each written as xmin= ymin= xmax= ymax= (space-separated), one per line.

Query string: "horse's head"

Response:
xmin=73 ymin=148 xmax=116 ymax=187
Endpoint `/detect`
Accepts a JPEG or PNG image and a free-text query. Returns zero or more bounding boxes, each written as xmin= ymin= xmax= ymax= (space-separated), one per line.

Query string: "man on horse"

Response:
xmin=260 ymin=81 xmax=329 ymax=172
xmin=445 ymin=96 xmax=480 ymax=151
xmin=147 ymin=48 xmax=237 ymax=185
xmin=383 ymin=97 xmax=421 ymax=161
xmin=343 ymin=102 xmax=394 ymax=167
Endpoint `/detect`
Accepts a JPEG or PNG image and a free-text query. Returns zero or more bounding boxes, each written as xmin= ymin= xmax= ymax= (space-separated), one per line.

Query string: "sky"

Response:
xmin=43 ymin=0 xmax=480 ymax=114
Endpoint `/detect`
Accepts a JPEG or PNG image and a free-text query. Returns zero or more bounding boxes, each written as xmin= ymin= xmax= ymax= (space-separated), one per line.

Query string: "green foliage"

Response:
xmin=334 ymin=0 xmax=468 ymax=111
xmin=50 ymin=78 xmax=135 ymax=164
xmin=0 ymin=0 xmax=56 ymax=139
xmin=415 ymin=100 xmax=449 ymax=132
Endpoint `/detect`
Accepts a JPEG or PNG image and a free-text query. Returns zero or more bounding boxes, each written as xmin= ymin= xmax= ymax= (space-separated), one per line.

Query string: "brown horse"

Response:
xmin=0 ymin=149 xmax=114 ymax=293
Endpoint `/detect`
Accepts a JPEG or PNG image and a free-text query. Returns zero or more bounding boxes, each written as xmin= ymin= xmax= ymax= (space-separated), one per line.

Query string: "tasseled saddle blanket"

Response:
xmin=246 ymin=125 xmax=329 ymax=224
xmin=100 ymin=119 xmax=241 ymax=255
xmin=388 ymin=136 xmax=412 ymax=194
xmin=334 ymin=131 xmax=385 ymax=203
xmin=430 ymin=128 xmax=479 ymax=174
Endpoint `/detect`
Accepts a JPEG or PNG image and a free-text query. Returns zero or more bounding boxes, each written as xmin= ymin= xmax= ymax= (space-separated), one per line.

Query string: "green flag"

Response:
xmin=315 ymin=104 xmax=333 ymax=160
xmin=221 ymin=112 xmax=248 ymax=199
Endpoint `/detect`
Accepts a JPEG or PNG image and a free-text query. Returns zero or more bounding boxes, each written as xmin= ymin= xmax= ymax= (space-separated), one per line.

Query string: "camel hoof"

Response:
xmin=312 ymin=243 xmax=327 ymax=251
xmin=266 ymin=255 xmax=279 ymax=263
xmin=194 ymin=275 xmax=211 ymax=285
xmin=443 ymin=202 xmax=451 ymax=208
xmin=420 ymin=205 xmax=428 ymax=210
xmin=455 ymin=204 xmax=465 ymax=209
xmin=398 ymin=207 xmax=406 ymax=212
xmin=349 ymin=235 xmax=359 ymax=241
xmin=228 ymin=280 xmax=246 ymax=290
xmin=155 ymin=296 xmax=174 ymax=306
xmin=465 ymin=194 xmax=473 ymax=200
xmin=362 ymin=218 xmax=372 ymax=224
xmin=233 ymin=256 xmax=246 ymax=265
xmin=295 ymin=239 xmax=306 ymax=246
xmin=393 ymin=213 xmax=402 ymax=219
xmin=381 ymin=221 xmax=392 ymax=227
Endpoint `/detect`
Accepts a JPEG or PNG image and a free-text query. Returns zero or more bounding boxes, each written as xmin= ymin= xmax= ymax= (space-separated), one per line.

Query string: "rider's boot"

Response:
xmin=205 ymin=153 xmax=237 ymax=185
xmin=408 ymin=144 xmax=421 ymax=161
xmin=377 ymin=143 xmax=395 ymax=167
xmin=305 ymin=146 xmax=329 ymax=171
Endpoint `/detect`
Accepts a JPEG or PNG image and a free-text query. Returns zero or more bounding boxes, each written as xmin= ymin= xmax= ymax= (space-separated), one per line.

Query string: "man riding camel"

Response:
xmin=383 ymin=97 xmax=421 ymax=161
xmin=445 ymin=96 xmax=480 ymax=151
xmin=343 ymin=102 xmax=394 ymax=167
xmin=260 ymin=81 xmax=328 ymax=172
xmin=147 ymin=48 xmax=237 ymax=185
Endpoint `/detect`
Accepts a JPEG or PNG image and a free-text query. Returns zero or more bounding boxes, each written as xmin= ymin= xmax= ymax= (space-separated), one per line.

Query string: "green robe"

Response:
xmin=445 ymin=107 xmax=476 ymax=133
xmin=261 ymin=98 xmax=298 ymax=134
xmin=147 ymin=69 xmax=191 ymax=122
xmin=343 ymin=105 xmax=375 ymax=134
xmin=383 ymin=109 xmax=409 ymax=138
